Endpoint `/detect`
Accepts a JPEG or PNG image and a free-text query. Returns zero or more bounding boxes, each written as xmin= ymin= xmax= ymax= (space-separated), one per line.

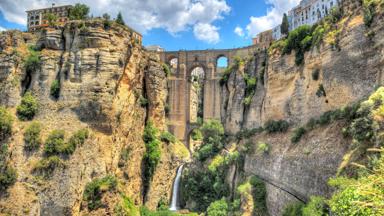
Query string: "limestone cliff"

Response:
xmin=220 ymin=2 xmax=384 ymax=216
xmin=0 ymin=20 xmax=188 ymax=215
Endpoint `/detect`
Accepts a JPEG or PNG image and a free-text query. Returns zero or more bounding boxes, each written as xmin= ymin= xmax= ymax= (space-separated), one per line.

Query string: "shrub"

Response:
xmin=50 ymin=80 xmax=60 ymax=99
xmin=139 ymin=96 xmax=149 ymax=107
xmin=114 ymin=195 xmax=140 ymax=216
xmin=160 ymin=131 xmax=176 ymax=144
xmin=363 ymin=0 xmax=376 ymax=27
xmin=282 ymin=202 xmax=304 ymax=216
xmin=162 ymin=64 xmax=171 ymax=77
xmin=291 ymin=127 xmax=307 ymax=143
xmin=44 ymin=130 xmax=65 ymax=156
xmin=17 ymin=92 xmax=38 ymax=121
xmin=24 ymin=47 xmax=40 ymax=73
xmin=0 ymin=106 xmax=13 ymax=141
xmin=302 ymin=196 xmax=328 ymax=216
xmin=33 ymin=156 xmax=64 ymax=177
xmin=191 ymin=129 xmax=203 ymax=141
xmin=64 ymin=129 xmax=89 ymax=155
xmin=316 ymin=84 xmax=326 ymax=97
xmin=257 ymin=142 xmax=270 ymax=154
xmin=195 ymin=120 xmax=225 ymax=161
xmin=264 ymin=120 xmax=289 ymax=133
xmin=243 ymin=96 xmax=252 ymax=106
xmin=24 ymin=122 xmax=42 ymax=150
xmin=0 ymin=166 xmax=17 ymax=191
xmin=83 ymin=175 xmax=117 ymax=210
xmin=118 ymin=147 xmax=131 ymax=168
xmin=69 ymin=3 xmax=89 ymax=20
xmin=284 ymin=25 xmax=312 ymax=54
xmin=207 ymin=199 xmax=228 ymax=216
xmin=312 ymin=69 xmax=320 ymax=81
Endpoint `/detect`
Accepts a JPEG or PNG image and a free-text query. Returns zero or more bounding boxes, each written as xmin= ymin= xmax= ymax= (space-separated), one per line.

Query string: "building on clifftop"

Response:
xmin=26 ymin=4 xmax=73 ymax=32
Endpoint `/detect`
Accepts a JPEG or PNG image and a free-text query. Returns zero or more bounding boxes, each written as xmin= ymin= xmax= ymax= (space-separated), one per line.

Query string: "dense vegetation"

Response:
xmin=50 ymin=80 xmax=60 ymax=99
xmin=142 ymin=122 xmax=162 ymax=190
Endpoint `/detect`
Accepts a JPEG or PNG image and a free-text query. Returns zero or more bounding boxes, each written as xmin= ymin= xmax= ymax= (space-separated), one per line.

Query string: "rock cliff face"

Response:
xmin=221 ymin=3 xmax=384 ymax=216
xmin=0 ymin=20 xmax=188 ymax=215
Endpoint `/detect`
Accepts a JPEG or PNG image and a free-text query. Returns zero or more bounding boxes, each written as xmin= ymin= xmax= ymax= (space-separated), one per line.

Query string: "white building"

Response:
xmin=290 ymin=0 xmax=340 ymax=30
xmin=272 ymin=24 xmax=283 ymax=41
xmin=145 ymin=45 xmax=164 ymax=52
xmin=271 ymin=0 xmax=339 ymax=41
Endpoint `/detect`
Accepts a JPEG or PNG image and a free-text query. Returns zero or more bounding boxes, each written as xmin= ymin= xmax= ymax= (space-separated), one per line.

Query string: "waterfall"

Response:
xmin=170 ymin=164 xmax=184 ymax=211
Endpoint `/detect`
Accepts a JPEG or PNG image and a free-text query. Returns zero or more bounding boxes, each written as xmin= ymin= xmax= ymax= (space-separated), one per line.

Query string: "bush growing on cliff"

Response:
xmin=264 ymin=120 xmax=289 ymax=133
xmin=0 ymin=106 xmax=13 ymax=141
xmin=64 ymin=129 xmax=90 ymax=154
xmin=160 ymin=131 xmax=176 ymax=144
xmin=69 ymin=3 xmax=89 ymax=20
xmin=33 ymin=156 xmax=64 ymax=177
xmin=142 ymin=122 xmax=161 ymax=189
xmin=24 ymin=121 xmax=42 ymax=150
xmin=0 ymin=144 xmax=17 ymax=192
xmin=0 ymin=165 xmax=17 ymax=192
xmin=206 ymin=199 xmax=228 ymax=216
xmin=24 ymin=46 xmax=41 ymax=73
xmin=250 ymin=176 xmax=267 ymax=215
xmin=44 ymin=130 xmax=65 ymax=156
xmin=282 ymin=202 xmax=304 ymax=216
xmin=162 ymin=63 xmax=171 ymax=77
xmin=83 ymin=175 xmax=117 ymax=210
xmin=17 ymin=92 xmax=38 ymax=121
xmin=291 ymin=127 xmax=307 ymax=143
xmin=363 ymin=0 xmax=376 ymax=27
xmin=50 ymin=80 xmax=60 ymax=99
xmin=302 ymin=196 xmax=328 ymax=216
xmin=257 ymin=142 xmax=270 ymax=154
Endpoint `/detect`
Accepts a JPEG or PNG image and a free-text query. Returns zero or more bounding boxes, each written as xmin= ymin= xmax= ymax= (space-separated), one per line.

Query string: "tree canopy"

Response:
xmin=69 ymin=3 xmax=90 ymax=20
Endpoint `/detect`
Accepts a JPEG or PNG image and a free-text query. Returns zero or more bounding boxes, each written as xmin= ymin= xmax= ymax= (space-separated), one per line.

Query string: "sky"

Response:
xmin=0 ymin=0 xmax=301 ymax=51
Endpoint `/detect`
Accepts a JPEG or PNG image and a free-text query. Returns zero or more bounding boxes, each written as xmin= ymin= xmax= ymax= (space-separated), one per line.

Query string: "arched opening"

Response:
xmin=189 ymin=66 xmax=205 ymax=124
xmin=216 ymin=56 xmax=228 ymax=74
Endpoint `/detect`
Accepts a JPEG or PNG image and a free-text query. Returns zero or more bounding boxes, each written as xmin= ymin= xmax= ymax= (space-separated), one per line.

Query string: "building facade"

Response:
xmin=272 ymin=24 xmax=283 ymax=41
xmin=145 ymin=45 xmax=164 ymax=52
xmin=289 ymin=0 xmax=340 ymax=30
xmin=270 ymin=0 xmax=340 ymax=41
xmin=252 ymin=29 xmax=273 ymax=49
xmin=26 ymin=4 xmax=73 ymax=31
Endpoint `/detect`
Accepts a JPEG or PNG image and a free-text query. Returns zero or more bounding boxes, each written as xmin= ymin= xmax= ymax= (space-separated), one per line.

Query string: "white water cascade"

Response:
xmin=170 ymin=165 xmax=184 ymax=211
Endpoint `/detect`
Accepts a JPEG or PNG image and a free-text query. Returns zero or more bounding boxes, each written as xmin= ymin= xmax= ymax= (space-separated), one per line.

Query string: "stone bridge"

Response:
xmin=160 ymin=45 xmax=264 ymax=149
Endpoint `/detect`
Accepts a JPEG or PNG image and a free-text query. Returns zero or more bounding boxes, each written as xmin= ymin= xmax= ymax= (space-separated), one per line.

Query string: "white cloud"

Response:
xmin=234 ymin=26 xmax=244 ymax=37
xmin=245 ymin=0 xmax=300 ymax=37
xmin=193 ymin=23 xmax=220 ymax=44
xmin=0 ymin=26 xmax=5 ymax=31
xmin=0 ymin=0 xmax=230 ymax=43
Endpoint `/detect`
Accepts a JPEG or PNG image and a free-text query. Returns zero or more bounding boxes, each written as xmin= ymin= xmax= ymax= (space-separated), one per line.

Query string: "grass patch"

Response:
xmin=83 ymin=175 xmax=117 ymax=210
xmin=24 ymin=121 xmax=42 ymax=150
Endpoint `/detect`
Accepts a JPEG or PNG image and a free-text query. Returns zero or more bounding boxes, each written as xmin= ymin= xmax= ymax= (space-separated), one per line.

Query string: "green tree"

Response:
xmin=281 ymin=13 xmax=289 ymax=36
xmin=116 ymin=12 xmax=125 ymax=26
xmin=69 ymin=3 xmax=90 ymax=20
xmin=44 ymin=13 xmax=58 ymax=27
